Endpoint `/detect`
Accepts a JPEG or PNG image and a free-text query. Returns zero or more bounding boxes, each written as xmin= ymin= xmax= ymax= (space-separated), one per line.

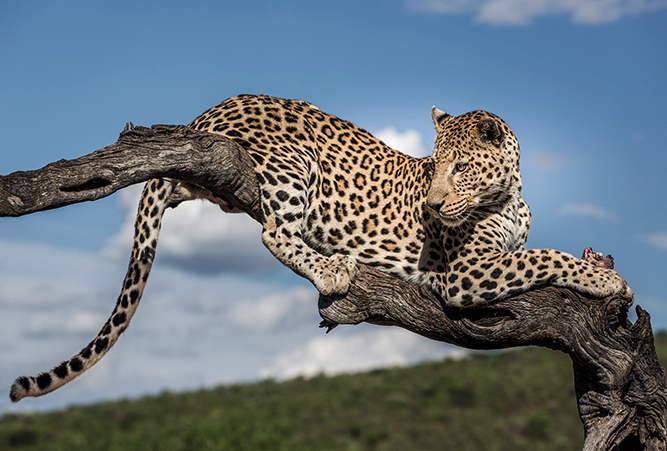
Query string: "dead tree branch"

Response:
xmin=1 ymin=124 xmax=665 ymax=450
xmin=319 ymin=268 xmax=666 ymax=451
xmin=0 ymin=125 xmax=260 ymax=221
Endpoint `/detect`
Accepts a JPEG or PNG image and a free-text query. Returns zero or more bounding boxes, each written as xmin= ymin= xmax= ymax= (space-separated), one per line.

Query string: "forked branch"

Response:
xmin=1 ymin=124 xmax=665 ymax=450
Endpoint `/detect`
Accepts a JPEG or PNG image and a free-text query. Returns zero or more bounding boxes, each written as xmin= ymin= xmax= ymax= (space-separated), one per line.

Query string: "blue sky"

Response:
xmin=1 ymin=0 xmax=666 ymax=412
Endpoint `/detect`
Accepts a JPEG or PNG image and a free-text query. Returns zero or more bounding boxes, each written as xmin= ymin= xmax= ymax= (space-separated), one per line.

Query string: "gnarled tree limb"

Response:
xmin=1 ymin=124 xmax=665 ymax=450
xmin=319 ymin=268 xmax=666 ymax=451
xmin=0 ymin=125 xmax=260 ymax=221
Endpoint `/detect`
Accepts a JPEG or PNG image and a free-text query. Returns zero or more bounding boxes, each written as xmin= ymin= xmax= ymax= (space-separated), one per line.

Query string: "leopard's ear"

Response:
xmin=431 ymin=106 xmax=452 ymax=132
xmin=476 ymin=117 xmax=505 ymax=147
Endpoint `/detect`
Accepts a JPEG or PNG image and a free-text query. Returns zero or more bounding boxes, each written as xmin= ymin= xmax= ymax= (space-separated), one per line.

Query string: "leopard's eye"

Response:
xmin=427 ymin=160 xmax=435 ymax=174
xmin=454 ymin=162 xmax=468 ymax=174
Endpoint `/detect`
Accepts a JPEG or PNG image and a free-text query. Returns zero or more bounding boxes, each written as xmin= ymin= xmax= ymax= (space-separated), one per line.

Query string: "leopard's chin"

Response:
xmin=437 ymin=213 xmax=467 ymax=227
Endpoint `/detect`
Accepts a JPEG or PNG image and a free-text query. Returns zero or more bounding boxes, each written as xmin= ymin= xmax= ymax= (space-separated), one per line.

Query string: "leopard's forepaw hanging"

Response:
xmin=594 ymin=270 xmax=634 ymax=301
xmin=616 ymin=274 xmax=634 ymax=300
xmin=316 ymin=255 xmax=358 ymax=295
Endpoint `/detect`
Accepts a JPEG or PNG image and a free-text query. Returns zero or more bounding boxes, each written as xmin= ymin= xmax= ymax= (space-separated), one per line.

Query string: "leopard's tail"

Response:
xmin=10 ymin=178 xmax=174 ymax=402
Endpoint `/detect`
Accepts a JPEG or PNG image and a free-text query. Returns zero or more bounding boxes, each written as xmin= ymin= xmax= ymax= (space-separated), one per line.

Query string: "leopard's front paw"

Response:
xmin=610 ymin=271 xmax=633 ymax=299
xmin=315 ymin=254 xmax=358 ymax=295
xmin=584 ymin=269 xmax=634 ymax=300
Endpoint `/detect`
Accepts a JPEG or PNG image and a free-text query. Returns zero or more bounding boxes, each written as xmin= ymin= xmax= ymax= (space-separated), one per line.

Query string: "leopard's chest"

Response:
xmin=484 ymin=200 xmax=526 ymax=253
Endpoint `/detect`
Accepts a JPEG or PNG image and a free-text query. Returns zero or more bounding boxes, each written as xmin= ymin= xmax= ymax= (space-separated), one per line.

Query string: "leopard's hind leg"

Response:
xmin=10 ymin=178 xmax=175 ymax=402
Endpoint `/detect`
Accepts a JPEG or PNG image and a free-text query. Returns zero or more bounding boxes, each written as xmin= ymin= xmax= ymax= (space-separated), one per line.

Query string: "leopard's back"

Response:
xmin=190 ymin=95 xmax=434 ymax=283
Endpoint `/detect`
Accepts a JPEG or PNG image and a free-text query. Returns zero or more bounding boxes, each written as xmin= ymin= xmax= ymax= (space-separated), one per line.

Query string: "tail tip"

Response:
xmin=9 ymin=376 xmax=31 ymax=403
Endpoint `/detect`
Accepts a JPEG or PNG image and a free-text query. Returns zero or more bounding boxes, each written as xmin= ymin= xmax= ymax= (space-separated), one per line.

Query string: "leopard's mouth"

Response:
xmin=429 ymin=198 xmax=472 ymax=226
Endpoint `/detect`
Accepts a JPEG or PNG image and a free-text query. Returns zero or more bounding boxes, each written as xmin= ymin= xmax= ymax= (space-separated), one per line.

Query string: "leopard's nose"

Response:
xmin=427 ymin=200 xmax=445 ymax=213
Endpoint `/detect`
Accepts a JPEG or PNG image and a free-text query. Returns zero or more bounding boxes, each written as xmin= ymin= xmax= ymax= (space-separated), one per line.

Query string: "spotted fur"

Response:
xmin=10 ymin=95 xmax=631 ymax=402
xmin=10 ymin=179 xmax=174 ymax=402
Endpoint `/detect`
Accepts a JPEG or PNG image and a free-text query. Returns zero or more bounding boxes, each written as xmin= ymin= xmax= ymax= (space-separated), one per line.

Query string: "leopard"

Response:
xmin=9 ymin=94 xmax=631 ymax=402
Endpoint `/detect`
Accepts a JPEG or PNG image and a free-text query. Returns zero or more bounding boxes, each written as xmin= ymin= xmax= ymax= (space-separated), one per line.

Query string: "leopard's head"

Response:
xmin=425 ymin=107 xmax=521 ymax=226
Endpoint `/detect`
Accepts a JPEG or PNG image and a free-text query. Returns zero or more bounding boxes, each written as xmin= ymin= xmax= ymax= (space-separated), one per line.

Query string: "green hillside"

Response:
xmin=2 ymin=331 xmax=666 ymax=451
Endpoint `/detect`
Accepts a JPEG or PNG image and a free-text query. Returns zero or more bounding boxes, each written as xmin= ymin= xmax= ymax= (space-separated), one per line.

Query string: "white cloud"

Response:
xmin=103 ymin=184 xmax=278 ymax=275
xmin=0 ymin=237 xmax=321 ymax=413
xmin=25 ymin=312 xmax=107 ymax=337
xmin=640 ymin=233 xmax=667 ymax=251
xmin=406 ymin=0 xmax=667 ymax=25
xmin=227 ymin=287 xmax=317 ymax=331
xmin=260 ymin=327 xmax=467 ymax=380
xmin=407 ymin=0 xmax=479 ymax=14
xmin=374 ymin=127 xmax=430 ymax=158
xmin=0 ymin=239 xmax=120 ymax=308
xmin=558 ymin=203 xmax=614 ymax=220
xmin=523 ymin=150 xmax=567 ymax=171
xmin=0 ymin=238 xmax=461 ymax=415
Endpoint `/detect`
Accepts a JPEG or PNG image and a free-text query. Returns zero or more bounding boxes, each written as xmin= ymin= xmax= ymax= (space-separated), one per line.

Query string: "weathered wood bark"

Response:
xmin=0 ymin=124 xmax=261 ymax=221
xmin=1 ymin=124 xmax=665 ymax=450
xmin=319 ymin=271 xmax=666 ymax=450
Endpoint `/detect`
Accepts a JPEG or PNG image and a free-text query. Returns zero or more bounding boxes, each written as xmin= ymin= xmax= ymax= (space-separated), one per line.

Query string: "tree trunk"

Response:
xmin=1 ymin=124 xmax=665 ymax=450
